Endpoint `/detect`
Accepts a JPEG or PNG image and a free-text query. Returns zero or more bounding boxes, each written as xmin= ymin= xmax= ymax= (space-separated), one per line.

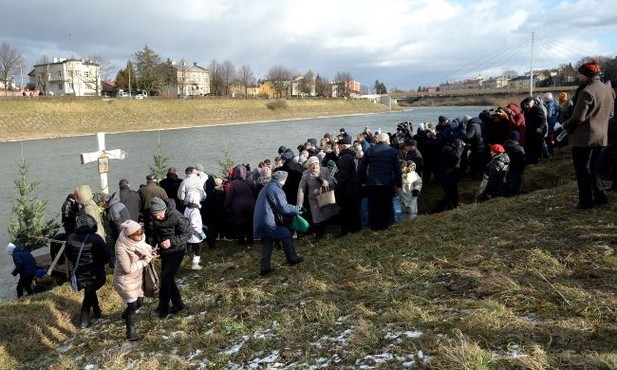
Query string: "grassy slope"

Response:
xmin=0 ymin=98 xmax=389 ymax=142
xmin=1 ymin=149 xmax=615 ymax=370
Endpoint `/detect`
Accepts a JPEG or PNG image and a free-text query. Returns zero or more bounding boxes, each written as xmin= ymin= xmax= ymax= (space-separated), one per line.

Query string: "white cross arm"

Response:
xmin=80 ymin=149 xmax=127 ymax=164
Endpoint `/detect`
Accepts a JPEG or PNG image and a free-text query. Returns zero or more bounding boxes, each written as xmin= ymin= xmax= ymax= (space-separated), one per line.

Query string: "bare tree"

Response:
xmin=176 ymin=59 xmax=189 ymax=96
xmin=209 ymin=59 xmax=223 ymax=96
xmin=334 ymin=70 xmax=353 ymax=97
xmin=33 ymin=56 xmax=51 ymax=93
xmin=315 ymin=74 xmax=330 ymax=97
xmin=219 ymin=60 xmax=236 ymax=96
xmin=266 ymin=65 xmax=293 ymax=98
xmin=0 ymin=42 xmax=24 ymax=95
xmin=298 ymin=70 xmax=315 ymax=97
xmin=237 ymin=64 xmax=255 ymax=98
xmin=85 ymin=54 xmax=113 ymax=96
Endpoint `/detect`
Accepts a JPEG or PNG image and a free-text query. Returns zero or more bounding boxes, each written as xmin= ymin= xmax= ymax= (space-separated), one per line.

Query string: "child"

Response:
xmin=7 ymin=243 xmax=37 ymax=298
xmin=400 ymin=161 xmax=423 ymax=220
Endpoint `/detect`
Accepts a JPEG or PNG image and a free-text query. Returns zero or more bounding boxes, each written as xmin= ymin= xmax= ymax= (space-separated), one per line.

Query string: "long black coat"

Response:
xmin=65 ymin=214 xmax=110 ymax=290
xmin=148 ymin=198 xmax=191 ymax=255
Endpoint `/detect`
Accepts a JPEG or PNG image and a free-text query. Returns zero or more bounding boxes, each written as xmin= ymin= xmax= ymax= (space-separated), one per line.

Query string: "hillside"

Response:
xmin=0 ymin=98 xmax=391 ymax=143
xmin=0 ymin=149 xmax=615 ymax=369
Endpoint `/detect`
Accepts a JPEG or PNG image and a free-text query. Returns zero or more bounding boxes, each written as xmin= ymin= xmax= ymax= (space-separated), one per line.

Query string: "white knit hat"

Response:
xmin=6 ymin=243 xmax=17 ymax=255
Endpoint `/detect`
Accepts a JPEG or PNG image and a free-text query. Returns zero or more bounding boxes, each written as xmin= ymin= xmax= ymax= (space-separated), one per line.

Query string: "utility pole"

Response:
xmin=529 ymin=30 xmax=535 ymax=97
xmin=128 ymin=61 xmax=132 ymax=96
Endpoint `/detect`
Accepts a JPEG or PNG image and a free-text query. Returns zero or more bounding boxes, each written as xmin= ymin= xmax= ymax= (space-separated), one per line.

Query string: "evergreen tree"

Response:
xmin=218 ymin=144 xmax=237 ymax=180
xmin=8 ymin=160 xmax=59 ymax=252
xmin=149 ymin=132 xmax=169 ymax=180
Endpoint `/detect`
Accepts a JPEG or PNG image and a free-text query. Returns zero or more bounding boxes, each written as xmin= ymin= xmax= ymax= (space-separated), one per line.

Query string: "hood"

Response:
xmin=506 ymin=103 xmax=522 ymax=115
xmin=185 ymin=190 xmax=202 ymax=206
xmin=75 ymin=185 xmax=93 ymax=204
xmin=74 ymin=213 xmax=98 ymax=234
xmin=232 ymin=165 xmax=247 ymax=181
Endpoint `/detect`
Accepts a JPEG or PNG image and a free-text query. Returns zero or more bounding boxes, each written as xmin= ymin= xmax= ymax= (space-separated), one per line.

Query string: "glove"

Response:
xmin=321 ymin=179 xmax=329 ymax=188
xmin=296 ymin=204 xmax=303 ymax=211
xmin=142 ymin=255 xmax=153 ymax=264
xmin=411 ymin=189 xmax=420 ymax=197
xmin=198 ymin=232 xmax=206 ymax=240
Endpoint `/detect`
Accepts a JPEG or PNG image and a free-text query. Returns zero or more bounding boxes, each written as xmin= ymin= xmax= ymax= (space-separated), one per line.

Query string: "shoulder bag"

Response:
xmin=316 ymin=186 xmax=336 ymax=208
xmin=70 ymin=235 xmax=89 ymax=291
xmin=143 ymin=261 xmax=160 ymax=298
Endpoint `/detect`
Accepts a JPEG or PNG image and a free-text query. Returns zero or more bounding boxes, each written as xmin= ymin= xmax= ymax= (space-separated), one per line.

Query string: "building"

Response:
xmin=290 ymin=74 xmax=316 ymax=97
xmin=331 ymin=79 xmax=361 ymax=97
xmin=29 ymin=58 xmax=101 ymax=96
xmin=174 ymin=62 xmax=210 ymax=96
xmin=482 ymin=76 xmax=510 ymax=90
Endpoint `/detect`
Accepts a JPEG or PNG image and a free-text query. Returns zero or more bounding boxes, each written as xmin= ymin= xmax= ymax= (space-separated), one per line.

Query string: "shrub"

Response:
xmin=265 ymin=99 xmax=288 ymax=110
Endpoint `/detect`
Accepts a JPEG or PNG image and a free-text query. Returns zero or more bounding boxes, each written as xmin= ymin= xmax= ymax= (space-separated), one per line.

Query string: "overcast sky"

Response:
xmin=2 ymin=0 xmax=616 ymax=90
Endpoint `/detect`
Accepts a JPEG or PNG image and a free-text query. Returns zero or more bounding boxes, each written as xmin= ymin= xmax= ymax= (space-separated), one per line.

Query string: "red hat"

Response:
xmin=578 ymin=60 xmax=601 ymax=78
xmin=490 ymin=144 xmax=505 ymax=154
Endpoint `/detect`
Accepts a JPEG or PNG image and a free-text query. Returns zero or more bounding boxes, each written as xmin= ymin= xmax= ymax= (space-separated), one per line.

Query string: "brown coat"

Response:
xmin=564 ymin=78 xmax=616 ymax=147
xmin=113 ymin=233 xmax=154 ymax=301
xmin=297 ymin=167 xmax=339 ymax=224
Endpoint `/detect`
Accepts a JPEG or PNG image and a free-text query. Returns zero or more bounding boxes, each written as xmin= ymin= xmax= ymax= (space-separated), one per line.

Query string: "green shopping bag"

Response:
xmin=290 ymin=214 xmax=310 ymax=233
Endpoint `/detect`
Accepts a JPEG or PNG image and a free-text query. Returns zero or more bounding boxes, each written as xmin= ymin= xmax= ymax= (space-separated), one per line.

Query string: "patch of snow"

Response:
xmin=188 ymin=349 xmax=203 ymax=360
xmin=219 ymin=335 xmax=249 ymax=356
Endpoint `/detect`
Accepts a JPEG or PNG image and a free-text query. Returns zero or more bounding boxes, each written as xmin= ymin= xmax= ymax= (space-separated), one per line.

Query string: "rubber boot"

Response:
xmin=125 ymin=302 xmax=141 ymax=341
xmin=136 ymin=297 xmax=144 ymax=313
xmin=191 ymin=256 xmax=203 ymax=270
xmin=79 ymin=309 xmax=90 ymax=329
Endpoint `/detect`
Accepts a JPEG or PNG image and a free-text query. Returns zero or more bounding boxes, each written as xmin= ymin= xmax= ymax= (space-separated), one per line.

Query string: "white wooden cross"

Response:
xmin=80 ymin=132 xmax=127 ymax=194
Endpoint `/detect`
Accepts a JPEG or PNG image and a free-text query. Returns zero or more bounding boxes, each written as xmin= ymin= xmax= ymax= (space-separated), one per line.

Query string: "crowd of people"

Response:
xmin=6 ymin=60 xmax=615 ymax=341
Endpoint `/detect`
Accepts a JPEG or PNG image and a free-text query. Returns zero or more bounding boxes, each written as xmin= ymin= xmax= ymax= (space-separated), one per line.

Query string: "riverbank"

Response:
xmin=0 ymin=98 xmax=392 ymax=142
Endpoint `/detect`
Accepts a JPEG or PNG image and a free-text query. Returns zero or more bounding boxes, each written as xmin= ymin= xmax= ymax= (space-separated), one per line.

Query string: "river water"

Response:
xmin=0 ymin=105 xmax=486 ymax=302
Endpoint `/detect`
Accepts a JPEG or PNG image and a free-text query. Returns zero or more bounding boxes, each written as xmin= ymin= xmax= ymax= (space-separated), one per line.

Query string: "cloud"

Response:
xmin=2 ymin=0 xmax=616 ymax=90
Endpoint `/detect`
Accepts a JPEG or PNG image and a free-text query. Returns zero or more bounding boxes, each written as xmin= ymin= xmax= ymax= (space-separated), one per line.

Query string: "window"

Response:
xmin=57 ymin=71 xmax=62 ymax=78
xmin=58 ymin=84 xmax=63 ymax=90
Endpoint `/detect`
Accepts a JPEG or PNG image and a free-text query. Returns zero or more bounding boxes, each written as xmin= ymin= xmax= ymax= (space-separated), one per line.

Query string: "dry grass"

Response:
xmin=0 ymin=98 xmax=390 ymax=142
xmin=1 ymin=145 xmax=616 ymax=369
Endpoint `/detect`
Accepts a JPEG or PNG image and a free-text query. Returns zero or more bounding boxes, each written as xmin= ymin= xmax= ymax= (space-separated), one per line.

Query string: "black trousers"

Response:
xmin=337 ymin=191 xmax=361 ymax=235
xmin=366 ymin=185 xmax=395 ymax=230
xmin=81 ymin=277 xmax=105 ymax=314
xmin=572 ymin=146 xmax=607 ymax=206
xmin=16 ymin=274 xmax=34 ymax=297
xmin=158 ymin=251 xmax=185 ymax=313
xmin=433 ymin=179 xmax=459 ymax=213
xmin=260 ymin=236 xmax=299 ymax=272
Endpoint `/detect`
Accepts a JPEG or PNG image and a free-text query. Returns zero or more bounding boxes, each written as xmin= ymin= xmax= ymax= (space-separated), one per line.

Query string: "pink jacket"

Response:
xmin=113 ymin=233 xmax=154 ymax=301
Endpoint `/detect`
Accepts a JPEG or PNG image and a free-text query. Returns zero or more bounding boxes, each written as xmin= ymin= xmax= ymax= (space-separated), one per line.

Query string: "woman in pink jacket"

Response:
xmin=113 ymin=220 xmax=156 ymax=341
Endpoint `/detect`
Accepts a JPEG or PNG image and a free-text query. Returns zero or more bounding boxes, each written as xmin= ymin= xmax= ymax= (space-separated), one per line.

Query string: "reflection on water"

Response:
xmin=0 ymin=106 xmax=487 ymax=301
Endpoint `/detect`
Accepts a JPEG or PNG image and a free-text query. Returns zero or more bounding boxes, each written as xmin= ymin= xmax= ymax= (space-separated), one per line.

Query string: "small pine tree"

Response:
xmin=218 ymin=144 xmax=237 ymax=180
xmin=149 ymin=133 xmax=169 ymax=180
xmin=8 ymin=159 xmax=59 ymax=252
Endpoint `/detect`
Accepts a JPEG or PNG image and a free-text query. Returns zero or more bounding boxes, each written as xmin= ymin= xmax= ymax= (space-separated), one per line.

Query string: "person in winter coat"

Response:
xmin=335 ymin=136 xmax=361 ymax=236
xmin=113 ymin=220 xmax=156 ymax=341
xmin=253 ymin=171 xmax=303 ymax=276
xmin=184 ymin=190 xmax=206 ymax=270
xmin=159 ymin=168 xmax=183 ymax=211
xmin=273 ymin=150 xmax=306 ymax=205
xmin=107 ymin=191 xmax=131 ymax=242
xmin=202 ymin=178 xmax=226 ymax=249
xmin=61 ymin=193 xmax=80 ymax=234
xmin=464 ymin=117 xmax=487 ymax=180
xmin=116 ymin=179 xmax=141 ymax=222
xmin=399 ymin=160 xmax=423 ymax=220
xmin=298 ymin=156 xmax=339 ymax=239
xmin=148 ymin=197 xmax=191 ymax=318
xmin=6 ymin=243 xmax=37 ymax=298
xmin=65 ymin=213 xmax=111 ymax=329
xmin=563 ymin=60 xmax=616 ymax=209
xmin=521 ymin=97 xmax=548 ymax=165
xmin=477 ymin=144 xmax=510 ymax=201
xmin=432 ymin=139 xmax=464 ymax=213
xmin=225 ymin=165 xmax=256 ymax=245
xmin=504 ymin=131 xmax=527 ymax=196
xmin=74 ymin=185 xmax=106 ymax=242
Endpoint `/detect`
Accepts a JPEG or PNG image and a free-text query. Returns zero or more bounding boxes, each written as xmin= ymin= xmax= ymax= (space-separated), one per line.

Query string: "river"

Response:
xmin=0 ymin=105 xmax=487 ymax=302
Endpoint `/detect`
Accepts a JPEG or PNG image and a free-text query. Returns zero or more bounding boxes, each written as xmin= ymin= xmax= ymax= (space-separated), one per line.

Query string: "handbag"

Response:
xmin=142 ymin=262 xmax=160 ymax=298
xmin=316 ymin=186 xmax=336 ymax=208
xmin=290 ymin=214 xmax=310 ymax=233
xmin=70 ymin=235 xmax=89 ymax=291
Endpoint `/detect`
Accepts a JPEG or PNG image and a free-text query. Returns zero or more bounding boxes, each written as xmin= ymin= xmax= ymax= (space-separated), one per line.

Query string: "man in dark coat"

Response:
xmin=432 ymin=139 xmax=464 ymax=213
xmin=403 ymin=139 xmax=424 ymax=177
xmin=273 ymin=149 xmax=305 ymax=206
xmin=464 ymin=117 xmax=487 ymax=180
xmin=148 ymin=197 xmax=191 ymax=318
xmin=335 ymin=136 xmax=361 ymax=236
xmin=7 ymin=243 xmax=37 ymax=298
xmin=563 ymin=60 xmax=616 ymax=209
xmin=357 ymin=133 xmax=402 ymax=230
xmin=117 ymin=179 xmax=141 ymax=222
xmin=65 ymin=214 xmax=111 ymax=328
xmin=159 ymin=167 xmax=183 ymax=211
xmin=504 ymin=131 xmax=527 ymax=196
xmin=521 ymin=96 xmax=548 ymax=165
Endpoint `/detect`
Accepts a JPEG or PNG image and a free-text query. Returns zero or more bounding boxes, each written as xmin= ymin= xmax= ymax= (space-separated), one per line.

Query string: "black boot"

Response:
xmin=79 ymin=310 xmax=90 ymax=329
xmin=93 ymin=305 xmax=102 ymax=319
xmin=125 ymin=302 xmax=141 ymax=341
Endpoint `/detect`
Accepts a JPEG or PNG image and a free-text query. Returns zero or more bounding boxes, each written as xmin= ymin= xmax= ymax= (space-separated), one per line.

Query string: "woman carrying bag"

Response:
xmin=113 ymin=220 xmax=156 ymax=341
xmin=65 ymin=214 xmax=111 ymax=329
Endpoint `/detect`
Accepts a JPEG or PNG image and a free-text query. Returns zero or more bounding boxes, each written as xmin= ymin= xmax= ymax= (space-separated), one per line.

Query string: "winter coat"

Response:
xmin=177 ymin=172 xmax=208 ymax=203
xmin=274 ymin=160 xmax=305 ymax=205
xmin=253 ymin=180 xmax=298 ymax=240
xmin=139 ymin=181 xmax=168 ymax=213
xmin=297 ymin=166 xmax=339 ymax=224
xmin=400 ymin=170 xmax=423 ymax=208
xmin=564 ymin=78 xmax=616 ymax=148
xmin=506 ymin=103 xmax=526 ymax=146
xmin=225 ymin=165 xmax=256 ymax=224
xmin=438 ymin=140 xmax=464 ymax=183
xmin=148 ymin=198 xmax=191 ymax=255
xmin=113 ymin=233 xmax=154 ymax=301
xmin=118 ymin=186 xmax=141 ymax=222
xmin=108 ymin=192 xmax=131 ymax=238
xmin=478 ymin=153 xmax=510 ymax=199
xmin=159 ymin=173 xmax=183 ymax=210
xmin=357 ymin=142 xmax=403 ymax=187
xmin=184 ymin=191 xmax=205 ymax=244
xmin=465 ymin=118 xmax=485 ymax=153
xmin=11 ymin=246 xmax=37 ymax=277
xmin=335 ymin=148 xmax=358 ymax=198
xmin=75 ymin=185 xmax=106 ymax=241
xmin=504 ymin=139 xmax=526 ymax=176
xmin=65 ymin=214 xmax=111 ymax=290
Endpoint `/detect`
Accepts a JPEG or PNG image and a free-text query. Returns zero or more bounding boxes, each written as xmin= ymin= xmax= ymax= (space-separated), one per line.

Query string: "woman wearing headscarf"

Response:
xmin=297 ymin=156 xmax=339 ymax=240
xmin=113 ymin=220 xmax=155 ymax=341
xmin=65 ymin=213 xmax=111 ymax=329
